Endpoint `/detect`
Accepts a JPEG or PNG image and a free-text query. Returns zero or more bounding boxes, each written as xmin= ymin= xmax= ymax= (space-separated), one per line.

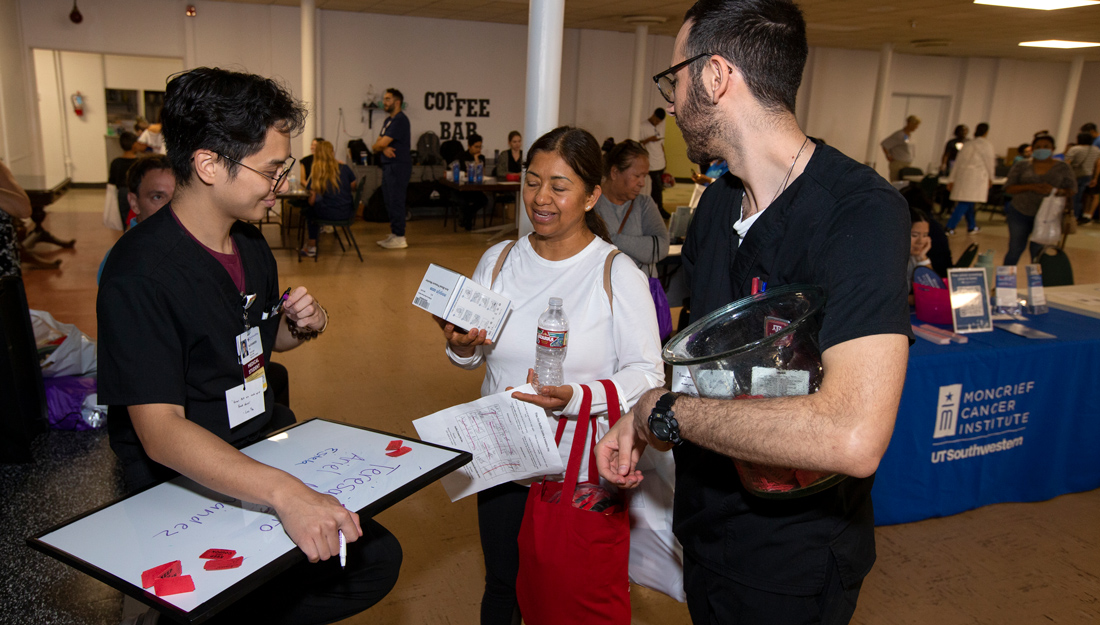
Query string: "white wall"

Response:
xmin=1068 ymin=61 xmax=1100 ymax=146
xmin=104 ymin=55 xmax=184 ymax=93
xmin=33 ymin=49 xmax=66 ymax=186
xmin=12 ymin=0 xmax=1099 ymax=184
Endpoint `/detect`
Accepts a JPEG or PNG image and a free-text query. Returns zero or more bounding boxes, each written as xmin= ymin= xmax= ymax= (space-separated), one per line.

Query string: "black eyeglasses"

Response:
xmin=218 ymin=153 xmax=296 ymax=191
xmin=653 ymin=52 xmax=716 ymax=104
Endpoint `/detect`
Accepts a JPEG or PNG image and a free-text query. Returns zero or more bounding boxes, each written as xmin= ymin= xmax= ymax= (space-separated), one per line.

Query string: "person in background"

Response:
xmin=593 ymin=140 xmax=670 ymax=278
xmin=136 ymin=120 xmax=167 ymax=155
xmin=373 ymin=88 xmax=412 ymax=249
xmin=98 ymin=67 xmax=401 ymax=625
xmin=690 ymin=158 xmax=729 ymax=187
xmin=908 ymin=207 xmax=932 ymax=301
xmin=1081 ymin=122 xmax=1099 ymax=148
xmin=1013 ymin=143 xmax=1032 ymax=163
xmin=944 ymin=122 xmax=995 ymax=235
xmin=300 ymin=140 xmax=357 ymax=258
xmin=457 ymin=133 xmax=488 ymax=230
xmin=1003 ymin=134 xmax=1076 ymax=266
xmin=0 ymin=161 xmax=31 ymax=278
xmin=299 ymin=136 xmax=324 ymax=185
xmin=495 ymin=131 xmax=523 ymax=178
xmin=98 ymin=155 xmax=176 ymax=284
xmin=436 ymin=126 xmax=663 ymax=625
xmin=108 ymin=132 xmax=140 ymax=228
xmin=640 ymin=108 xmax=671 ymax=218
xmin=881 ymin=114 xmax=921 ymax=181
xmin=598 ymin=1 xmax=912 ymax=622
xmin=1065 ymin=132 xmax=1100 ymax=225
xmin=939 ymin=124 xmax=968 ymax=175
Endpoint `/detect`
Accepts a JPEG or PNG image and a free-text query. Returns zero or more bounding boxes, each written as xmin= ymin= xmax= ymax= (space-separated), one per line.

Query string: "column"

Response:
xmin=628 ymin=24 xmax=648 ymax=141
xmin=1055 ymin=55 xmax=1084 ymax=148
xmin=520 ymin=0 xmax=565 ymax=237
xmin=301 ymin=0 xmax=316 ymax=151
xmin=865 ymin=42 xmax=894 ymax=169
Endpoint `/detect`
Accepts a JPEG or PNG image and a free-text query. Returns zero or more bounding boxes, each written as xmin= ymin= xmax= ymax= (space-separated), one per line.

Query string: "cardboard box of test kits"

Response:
xmin=413 ymin=264 xmax=512 ymax=343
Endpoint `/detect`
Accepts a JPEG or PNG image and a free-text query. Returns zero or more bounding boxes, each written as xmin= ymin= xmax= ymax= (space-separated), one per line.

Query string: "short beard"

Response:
xmin=678 ymin=76 xmax=725 ymax=165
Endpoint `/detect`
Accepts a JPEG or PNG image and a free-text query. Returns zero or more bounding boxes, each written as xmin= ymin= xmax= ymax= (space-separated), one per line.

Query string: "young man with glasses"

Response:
xmin=597 ymin=1 xmax=911 ymax=623
xmin=98 ymin=67 xmax=401 ymax=625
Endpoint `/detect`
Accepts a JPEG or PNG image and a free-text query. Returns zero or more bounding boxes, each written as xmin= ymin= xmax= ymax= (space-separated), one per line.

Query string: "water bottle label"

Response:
xmin=537 ymin=329 xmax=567 ymax=349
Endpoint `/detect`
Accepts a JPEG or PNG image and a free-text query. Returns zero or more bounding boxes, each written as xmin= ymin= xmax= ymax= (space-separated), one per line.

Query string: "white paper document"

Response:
xmin=412 ymin=264 xmax=512 ymax=342
xmin=413 ymin=385 xmax=563 ymax=501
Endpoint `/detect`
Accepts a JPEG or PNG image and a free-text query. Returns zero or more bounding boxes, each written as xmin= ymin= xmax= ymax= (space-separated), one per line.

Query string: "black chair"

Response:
xmin=297 ymin=178 xmax=364 ymax=262
xmin=898 ymin=166 xmax=924 ymax=179
xmin=954 ymin=242 xmax=979 ymax=268
xmin=0 ymin=277 xmax=48 ymax=463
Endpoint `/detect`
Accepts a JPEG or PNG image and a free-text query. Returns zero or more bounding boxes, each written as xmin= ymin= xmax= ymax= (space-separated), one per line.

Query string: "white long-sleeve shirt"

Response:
xmin=446 ymin=235 xmax=665 ymax=477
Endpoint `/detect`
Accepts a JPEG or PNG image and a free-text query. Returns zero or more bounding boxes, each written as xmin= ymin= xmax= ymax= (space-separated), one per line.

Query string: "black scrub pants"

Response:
xmin=381 ymin=162 xmax=412 ymax=237
xmin=683 ymin=551 xmax=863 ymax=625
xmin=649 ymin=169 xmax=665 ymax=215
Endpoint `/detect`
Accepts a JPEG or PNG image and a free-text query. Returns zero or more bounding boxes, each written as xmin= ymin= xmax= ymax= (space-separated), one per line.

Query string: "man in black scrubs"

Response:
xmin=597 ymin=1 xmax=911 ymax=623
xmin=98 ymin=67 xmax=400 ymax=624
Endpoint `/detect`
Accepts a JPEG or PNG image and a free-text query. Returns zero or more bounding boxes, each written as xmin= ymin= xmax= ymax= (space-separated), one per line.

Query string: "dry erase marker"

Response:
xmin=339 ymin=530 xmax=346 ymax=570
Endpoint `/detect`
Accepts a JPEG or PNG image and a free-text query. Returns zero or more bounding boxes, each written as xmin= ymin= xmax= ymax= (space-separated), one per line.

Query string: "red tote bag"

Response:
xmin=516 ymin=381 xmax=631 ymax=625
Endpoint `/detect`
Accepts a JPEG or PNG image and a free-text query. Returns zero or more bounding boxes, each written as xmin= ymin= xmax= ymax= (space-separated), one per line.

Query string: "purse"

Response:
xmin=516 ymin=381 xmax=631 ymax=625
xmin=1030 ymin=191 xmax=1064 ymax=245
xmin=617 ymin=201 xmax=673 ymax=341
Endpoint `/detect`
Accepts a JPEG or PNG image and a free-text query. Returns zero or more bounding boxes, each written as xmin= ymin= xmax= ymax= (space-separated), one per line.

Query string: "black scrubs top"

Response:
xmin=97 ymin=206 xmax=282 ymax=489
xmin=677 ymin=140 xmax=913 ymax=595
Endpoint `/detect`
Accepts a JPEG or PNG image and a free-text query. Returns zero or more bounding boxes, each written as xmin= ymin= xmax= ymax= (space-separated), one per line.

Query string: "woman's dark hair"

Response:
xmin=163 ymin=67 xmax=305 ymax=187
xmin=468 ymin=133 xmax=483 ymax=148
xmin=603 ymin=140 xmax=649 ymax=178
xmin=683 ymin=0 xmax=807 ymax=115
xmin=1032 ymin=134 xmax=1056 ymax=150
xmin=953 ymin=125 xmax=967 ymax=138
xmin=1017 ymin=143 xmax=1031 ymax=155
xmin=507 ymin=130 xmax=521 ymax=142
xmin=1077 ymin=132 xmax=1094 ymax=146
xmin=524 ymin=126 xmax=611 ymax=243
xmin=909 ymin=206 xmax=929 ymax=225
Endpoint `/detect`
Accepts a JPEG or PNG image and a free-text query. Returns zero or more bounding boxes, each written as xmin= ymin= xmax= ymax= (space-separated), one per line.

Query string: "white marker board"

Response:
xmin=28 ymin=419 xmax=471 ymax=624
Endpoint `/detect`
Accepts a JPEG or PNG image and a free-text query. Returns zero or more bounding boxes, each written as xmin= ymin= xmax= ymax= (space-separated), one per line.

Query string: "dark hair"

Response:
xmin=601 ymin=137 xmax=616 ymax=153
xmin=1032 ymin=134 xmax=1056 ymax=149
xmin=468 ymin=133 xmax=483 ymax=148
xmin=163 ymin=67 xmax=305 ymax=186
xmin=603 ymin=140 xmax=649 ymax=177
xmin=507 ymin=130 xmax=521 ymax=142
xmin=1082 ymin=122 xmax=1098 ymax=133
xmin=653 ymin=108 xmax=666 ymax=120
xmin=975 ymin=123 xmax=989 ymax=137
xmin=119 ymin=131 xmax=138 ymax=152
xmin=1077 ymin=132 xmax=1094 ymax=146
xmin=683 ymin=0 xmax=807 ymax=115
xmin=909 ymin=206 xmax=929 ymax=225
xmin=1017 ymin=143 xmax=1031 ymax=155
xmin=953 ymin=125 xmax=967 ymax=138
xmin=126 ymin=154 xmax=174 ymax=194
xmin=313 ymin=136 xmax=325 ymax=142
xmin=386 ymin=88 xmax=403 ymax=103
xmin=524 ymin=126 xmax=611 ymax=243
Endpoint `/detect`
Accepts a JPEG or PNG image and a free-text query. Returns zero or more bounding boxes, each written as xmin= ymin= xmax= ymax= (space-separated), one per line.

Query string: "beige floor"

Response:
xmin=21 ymin=187 xmax=1099 ymax=624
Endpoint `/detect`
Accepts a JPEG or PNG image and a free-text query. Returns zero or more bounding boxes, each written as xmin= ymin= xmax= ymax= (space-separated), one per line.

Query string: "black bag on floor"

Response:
xmin=0 ymin=277 xmax=47 ymax=463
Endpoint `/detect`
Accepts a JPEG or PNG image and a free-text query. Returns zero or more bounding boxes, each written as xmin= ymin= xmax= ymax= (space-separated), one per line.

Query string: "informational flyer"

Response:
xmin=412 ymin=385 xmax=564 ymax=501
xmin=993 ymin=266 xmax=1020 ymax=315
xmin=412 ymin=264 xmax=512 ymax=342
xmin=1024 ymin=264 xmax=1048 ymax=314
xmin=948 ymin=268 xmax=993 ymax=334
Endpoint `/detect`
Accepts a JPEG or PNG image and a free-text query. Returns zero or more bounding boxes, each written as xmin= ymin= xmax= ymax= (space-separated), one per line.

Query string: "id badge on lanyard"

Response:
xmin=226 ymin=294 xmax=266 ymax=428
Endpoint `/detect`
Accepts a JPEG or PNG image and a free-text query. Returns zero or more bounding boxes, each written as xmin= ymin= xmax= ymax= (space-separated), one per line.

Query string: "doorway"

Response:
xmin=887 ymin=94 xmax=951 ymax=176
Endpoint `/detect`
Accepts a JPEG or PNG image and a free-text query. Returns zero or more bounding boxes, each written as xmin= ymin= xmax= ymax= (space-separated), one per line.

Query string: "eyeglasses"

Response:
xmin=653 ymin=52 xmax=716 ymax=104
xmin=217 ymin=153 xmax=296 ymax=191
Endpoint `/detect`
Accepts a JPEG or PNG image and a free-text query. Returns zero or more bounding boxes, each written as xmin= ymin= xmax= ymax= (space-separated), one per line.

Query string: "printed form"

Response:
xmin=413 ymin=385 xmax=563 ymax=501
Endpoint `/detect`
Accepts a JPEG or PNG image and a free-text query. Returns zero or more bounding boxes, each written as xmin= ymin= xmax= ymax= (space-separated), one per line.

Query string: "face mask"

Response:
xmin=1032 ymin=148 xmax=1053 ymax=161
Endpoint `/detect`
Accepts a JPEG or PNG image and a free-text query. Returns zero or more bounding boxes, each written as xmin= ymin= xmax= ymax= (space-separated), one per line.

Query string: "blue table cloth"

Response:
xmin=872 ymin=308 xmax=1100 ymax=525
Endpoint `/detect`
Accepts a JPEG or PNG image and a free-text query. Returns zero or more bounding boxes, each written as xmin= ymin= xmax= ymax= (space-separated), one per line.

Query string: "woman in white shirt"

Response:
xmin=435 ymin=126 xmax=664 ymax=625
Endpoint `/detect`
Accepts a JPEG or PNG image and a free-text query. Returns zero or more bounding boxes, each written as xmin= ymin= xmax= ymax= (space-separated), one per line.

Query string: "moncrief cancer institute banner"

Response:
xmin=872 ymin=309 xmax=1100 ymax=526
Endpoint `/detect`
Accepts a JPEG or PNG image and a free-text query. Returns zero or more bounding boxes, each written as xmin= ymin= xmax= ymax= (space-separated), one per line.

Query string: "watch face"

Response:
xmin=650 ymin=417 xmax=671 ymax=441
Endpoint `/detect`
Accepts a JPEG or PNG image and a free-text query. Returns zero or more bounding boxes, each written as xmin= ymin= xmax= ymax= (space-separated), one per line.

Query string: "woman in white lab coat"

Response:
xmin=945 ymin=122 xmax=996 ymax=234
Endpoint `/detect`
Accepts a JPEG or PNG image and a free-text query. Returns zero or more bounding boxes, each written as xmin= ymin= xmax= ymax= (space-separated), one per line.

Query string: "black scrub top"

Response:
xmin=97 ymin=206 xmax=282 ymax=489
xmin=676 ymin=140 xmax=913 ymax=595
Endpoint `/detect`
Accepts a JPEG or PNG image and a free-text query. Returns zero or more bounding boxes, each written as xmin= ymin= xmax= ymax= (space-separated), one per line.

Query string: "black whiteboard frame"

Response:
xmin=26 ymin=418 xmax=472 ymax=624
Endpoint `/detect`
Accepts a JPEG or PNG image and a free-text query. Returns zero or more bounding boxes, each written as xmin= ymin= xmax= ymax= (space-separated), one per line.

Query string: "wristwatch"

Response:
xmin=648 ymin=392 xmax=684 ymax=446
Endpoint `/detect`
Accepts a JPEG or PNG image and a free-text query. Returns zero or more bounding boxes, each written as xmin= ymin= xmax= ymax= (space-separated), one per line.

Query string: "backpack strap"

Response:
xmin=603 ymin=250 xmax=621 ymax=313
xmin=490 ymin=240 xmax=518 ymax=287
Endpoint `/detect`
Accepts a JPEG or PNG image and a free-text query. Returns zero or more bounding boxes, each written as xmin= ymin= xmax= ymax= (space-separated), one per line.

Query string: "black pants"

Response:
xmin=683 ymin=552 xmax=863 ymax=625
xmin=649 ymin=169 xmax=665 ymax=213
xmin=381 ymin=162 xmax=412 ymax=237
xmin=206 ymin=519 xmax=402 ymax=625
xmin=117 ymin=187 xmax=130 ymax=230
xmin=477 ymin=481 xmax=528 ymax=625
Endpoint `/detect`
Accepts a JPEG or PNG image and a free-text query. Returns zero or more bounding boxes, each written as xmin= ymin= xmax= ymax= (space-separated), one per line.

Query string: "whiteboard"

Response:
xmin=28 ymin=419 xmax=470 ymax=624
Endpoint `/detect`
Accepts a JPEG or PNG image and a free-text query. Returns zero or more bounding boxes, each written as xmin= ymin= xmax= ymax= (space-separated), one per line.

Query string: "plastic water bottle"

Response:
xmin=533 ymin=297 xmax=568 ymax=392
xmin=287 ymin=172 xmax=298 ymax=191
xmin=452 ymin=160 xmax=461 ymax=184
